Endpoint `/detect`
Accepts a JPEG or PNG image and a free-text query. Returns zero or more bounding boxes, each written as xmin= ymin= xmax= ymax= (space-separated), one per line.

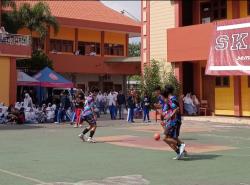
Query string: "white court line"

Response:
xmin=0 ymin=168 xmax=46 ymax=184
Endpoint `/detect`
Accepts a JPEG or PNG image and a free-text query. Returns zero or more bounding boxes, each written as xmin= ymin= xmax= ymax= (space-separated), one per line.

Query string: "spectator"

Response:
xmin=127 ymin=90 xmax=136 ymax=123
xmin=183 ymin=93 xmax=196 ymax=115
xmin=107 ymin=90 xmax=117 ymax=120
xmin=117 ymin=90 xmax=126 ymax=120
xmin=141 ymin=92 xmax=151 ymax=123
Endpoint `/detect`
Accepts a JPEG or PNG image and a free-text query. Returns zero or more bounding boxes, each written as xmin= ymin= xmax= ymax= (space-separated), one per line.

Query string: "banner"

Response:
xmin=206 ymin=17 xmax=250 ymax=75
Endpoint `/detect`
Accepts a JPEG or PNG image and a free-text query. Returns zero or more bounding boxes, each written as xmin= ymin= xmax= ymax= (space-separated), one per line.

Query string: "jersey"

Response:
xmin=82 ymin=95 xmax=95 ymax=117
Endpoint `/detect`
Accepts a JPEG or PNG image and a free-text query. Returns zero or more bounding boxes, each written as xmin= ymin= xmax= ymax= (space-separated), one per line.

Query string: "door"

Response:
xmin=202 ymin=68 xmax=215 ymax=114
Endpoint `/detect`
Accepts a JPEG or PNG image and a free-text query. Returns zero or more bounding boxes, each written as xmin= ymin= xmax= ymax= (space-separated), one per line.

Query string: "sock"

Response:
xmin=89 ymin=130 xmax=95 ymax=138
xmin=175 ymin=149 xmax=180 ymax=154
xmin=82 ymin=128 xmax=90 ymax=135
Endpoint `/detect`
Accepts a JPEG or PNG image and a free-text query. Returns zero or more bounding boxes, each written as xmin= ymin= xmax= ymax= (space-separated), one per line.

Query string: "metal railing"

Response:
xmin=0 ymin=33 xmax=31 ymax=46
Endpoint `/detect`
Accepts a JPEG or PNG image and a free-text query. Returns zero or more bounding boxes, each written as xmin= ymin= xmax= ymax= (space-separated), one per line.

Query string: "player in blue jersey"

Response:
xmin=78 ymin=88 xmax=99 ymax=143
xmin=161 ymin=85 xmax=186 ymax=160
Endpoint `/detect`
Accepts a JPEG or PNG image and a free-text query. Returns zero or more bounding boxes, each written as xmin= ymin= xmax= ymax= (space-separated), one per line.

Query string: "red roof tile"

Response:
xmin=14 ymin=1 xmax=140 ymax=29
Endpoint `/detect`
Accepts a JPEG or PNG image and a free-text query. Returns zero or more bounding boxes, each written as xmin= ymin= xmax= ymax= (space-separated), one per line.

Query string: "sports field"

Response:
xmin=0 ymin=118 xmax=250 ymax=185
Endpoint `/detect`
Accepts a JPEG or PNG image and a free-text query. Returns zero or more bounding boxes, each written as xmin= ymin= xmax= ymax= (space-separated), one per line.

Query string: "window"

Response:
xmin=215 ymin=76 xmax=230 ymax=87
xmin=200 ymin=0 xmax=227 ymax=23
xmin=50 ymin=39 xmax=73 ymax=53
xmin=104 ymin=43 xmax=124 ymax=56
xmin=32 ymin=38 xmax=44 ymax=51
xmin=78 ymin=42 xmax=100 ymax=55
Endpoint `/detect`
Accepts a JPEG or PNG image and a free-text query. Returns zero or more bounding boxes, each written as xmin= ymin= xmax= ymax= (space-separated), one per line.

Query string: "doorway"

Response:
xmin=183 ymin=62 xmax=194 ymax=95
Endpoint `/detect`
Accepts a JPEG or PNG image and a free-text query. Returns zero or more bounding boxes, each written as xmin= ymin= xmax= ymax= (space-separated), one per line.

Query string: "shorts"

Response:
xmin=164 ymin=125 xmax=177 ymax=138
xmin=81 ymin=114 xmax=96 ymax=125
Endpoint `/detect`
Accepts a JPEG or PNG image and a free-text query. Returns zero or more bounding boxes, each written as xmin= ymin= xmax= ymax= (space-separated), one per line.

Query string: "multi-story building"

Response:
xmin=142 ymin=0 xmax=250 ymax=117
xmin=17 ymin=1 xmax=141 ymax=93
xmin=0 ymin=1 xmax=31 ymax=106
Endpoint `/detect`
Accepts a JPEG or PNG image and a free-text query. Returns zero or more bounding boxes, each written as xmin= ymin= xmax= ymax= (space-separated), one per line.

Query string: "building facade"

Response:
xmin=0 ymin=0 xmax=31 ymax=106
xmin=143 ymin=0 xmax=250 ymax=117
xmin=17 ymin=1 xmax=141 ymax=93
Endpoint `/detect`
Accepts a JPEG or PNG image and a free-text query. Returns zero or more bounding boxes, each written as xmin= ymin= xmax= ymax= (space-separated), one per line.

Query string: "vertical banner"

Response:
xmin=206 ymin=18 xmax=250 ymax=75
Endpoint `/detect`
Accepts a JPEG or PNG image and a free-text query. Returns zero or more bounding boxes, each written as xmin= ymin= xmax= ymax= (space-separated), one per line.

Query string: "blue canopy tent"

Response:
xmin=33 ymin=67 xmax=73 ymax=88
xmin=33 ymin=67 xmax=74 ymax=103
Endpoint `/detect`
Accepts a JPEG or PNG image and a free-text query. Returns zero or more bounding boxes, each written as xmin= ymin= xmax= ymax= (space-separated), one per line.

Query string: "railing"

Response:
xmin=0 ymin=33 xmax=31 ymax=46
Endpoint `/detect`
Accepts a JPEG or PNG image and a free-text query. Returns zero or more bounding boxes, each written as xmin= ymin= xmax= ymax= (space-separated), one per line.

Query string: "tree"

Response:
xmin=140 ymin=59 xmax=181 ymax=101
xmin=17 ymin=50 xmax=53 ymax=74
xmin=128 ymin=42 xmax=140 ymax=57
xmin=16 ymin=1 xmax=59 ymax=48
xmin=141 ymin=59 xmax=162 ymax=100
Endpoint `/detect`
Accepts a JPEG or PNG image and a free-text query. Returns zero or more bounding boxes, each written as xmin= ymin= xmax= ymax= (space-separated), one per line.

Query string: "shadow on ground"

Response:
xmin=183 ymin=154 xmax=221 ymax=161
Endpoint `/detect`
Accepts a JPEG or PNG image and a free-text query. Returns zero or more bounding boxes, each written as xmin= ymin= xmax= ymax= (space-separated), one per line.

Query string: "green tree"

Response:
xmin=128 ymin=42 xmax=140 ymax=57
xmin=141 ymin=59 xmax=161 ymax=99
xmin=17 ymin=2 xmax=59 ymax=39
xmin=17 ymin=50 xmax=53 ymax=74
xmin=140 ymin=59 xmax=181 ymax=101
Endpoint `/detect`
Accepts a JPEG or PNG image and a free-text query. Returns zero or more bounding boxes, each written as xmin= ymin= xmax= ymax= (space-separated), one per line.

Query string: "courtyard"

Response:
xmin=0 ymin=117 xmax=250 ymax=185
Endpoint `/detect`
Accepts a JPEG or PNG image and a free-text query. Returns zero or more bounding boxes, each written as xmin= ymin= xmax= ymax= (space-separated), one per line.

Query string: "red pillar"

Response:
xmin=9 ymin=57 xmax=17 ymax=105
xmin=232 ymin=1 xmax=242 ymax=117
xmin=101 ymin=31 xmax=104 ymax=57
xmin=125 ymin=33 xmax=129 ymax=57
xmin=174 ymin=62 xmax=184 ymax=114
xmin=74 ymin=28 xmax=78 ymax=53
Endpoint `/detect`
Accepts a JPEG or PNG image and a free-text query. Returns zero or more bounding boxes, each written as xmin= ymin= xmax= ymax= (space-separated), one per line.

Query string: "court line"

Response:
xmin=0 ymin=168 xmax=46 ymax=184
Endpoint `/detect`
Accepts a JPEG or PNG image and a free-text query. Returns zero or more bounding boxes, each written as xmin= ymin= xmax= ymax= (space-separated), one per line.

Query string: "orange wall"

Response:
xmin=0 ymin=56 xmax=10 ymax=105
xmin=78 ymin=29 xmax=101 ymax=42
xmin=18 ymin=28 xmax=39 ymax=37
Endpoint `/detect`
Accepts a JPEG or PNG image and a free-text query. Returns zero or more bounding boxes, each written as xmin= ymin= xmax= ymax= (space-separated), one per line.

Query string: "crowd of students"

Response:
xmin=0 ymin=88 xmax=155 ymax=125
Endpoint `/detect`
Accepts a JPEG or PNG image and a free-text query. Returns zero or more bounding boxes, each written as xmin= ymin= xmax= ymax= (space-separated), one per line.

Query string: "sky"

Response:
xmin=101 ymin=1 xmax=141 ymax=43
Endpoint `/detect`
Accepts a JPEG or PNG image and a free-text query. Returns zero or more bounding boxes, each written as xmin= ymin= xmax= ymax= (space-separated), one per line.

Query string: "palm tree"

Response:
xmin=0 ymin=0 xmax=15 ymax=26
xmin=17 ymin=1 xmax=59 ymax=47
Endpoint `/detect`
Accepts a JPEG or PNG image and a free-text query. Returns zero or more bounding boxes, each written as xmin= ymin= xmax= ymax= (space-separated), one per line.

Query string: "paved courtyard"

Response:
xmin=0 ymin=116 xmax=250 ymax=185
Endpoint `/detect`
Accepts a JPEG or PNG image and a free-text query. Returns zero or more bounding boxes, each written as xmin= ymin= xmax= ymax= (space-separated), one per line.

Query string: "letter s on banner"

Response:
xmin=215 ymin=35 xmax=229 ymax=50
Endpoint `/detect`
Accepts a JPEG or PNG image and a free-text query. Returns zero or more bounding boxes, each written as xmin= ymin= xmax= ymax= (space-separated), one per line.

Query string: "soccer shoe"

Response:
xmin=173 ymin=152 xmax=184 ymax=160
xmin=179 ymin=143 xmax=186 ymax=155
xmin=87 ymin=137 xmax=96 ymax=143
xmin=74 ymin=124 xmax=78 ymax=128
xmin=78 ymin=133 xmax=85 ymax=141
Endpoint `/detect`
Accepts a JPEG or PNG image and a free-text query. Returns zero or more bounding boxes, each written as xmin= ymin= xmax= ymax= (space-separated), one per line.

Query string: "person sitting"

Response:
xmin=46 ymin=103 xmax=55 ymax=123
xmin=0 ymin=107 xmax=7 ymax=124
xmin=192 ymin=94 xmax=200 ymax=115
xmin=183 ymin=93 xmax=196 ymax=115
xmin=25 ymin=107 xmax=38 ymax=124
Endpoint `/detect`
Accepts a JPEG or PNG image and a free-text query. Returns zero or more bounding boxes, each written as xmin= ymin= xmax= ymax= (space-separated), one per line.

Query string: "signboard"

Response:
xmin=206 ymin=18 xmax=250 ymax=75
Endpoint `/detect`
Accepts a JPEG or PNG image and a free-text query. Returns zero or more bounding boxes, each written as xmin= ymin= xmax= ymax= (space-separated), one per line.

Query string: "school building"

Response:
xmin=17 ymin=1 xmax=141 ymax=93
xmin=0 ymin=0 xmax=31 ymax=106
xmin=142 ymin=0 xmax=250 ymax=117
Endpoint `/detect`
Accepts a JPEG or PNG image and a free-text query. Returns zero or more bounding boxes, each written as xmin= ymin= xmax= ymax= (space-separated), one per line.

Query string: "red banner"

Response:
xmin=206 ymin=17 xmax=250 ymax=75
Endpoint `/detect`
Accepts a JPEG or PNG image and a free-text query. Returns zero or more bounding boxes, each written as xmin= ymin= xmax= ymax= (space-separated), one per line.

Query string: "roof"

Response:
xmin=105 ymin=57 xmax=141 ymax=63
xmin=14 ymin=1 xmax=141 ymax=33
xmin=17 ymin=71 xmax=40 ymax=86
xmin=33 ymin=67 xmax=73 ymax=88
